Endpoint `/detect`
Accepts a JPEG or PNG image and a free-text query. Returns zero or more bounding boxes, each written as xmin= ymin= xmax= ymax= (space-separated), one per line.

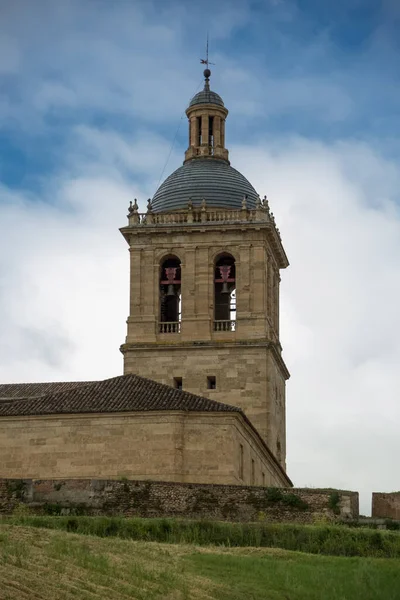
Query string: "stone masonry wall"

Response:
xmin=124 ymin=345 xmax=273 ymax=457
xmin=372 ymin=492 xmax=400 ymax=519
xmin=123 ymin=224 xmax=289 ymax=469
xmin=0 ymin=478 xmax=359 ymax=523
xmin=0 ymin=411 xmax=289 ymax=487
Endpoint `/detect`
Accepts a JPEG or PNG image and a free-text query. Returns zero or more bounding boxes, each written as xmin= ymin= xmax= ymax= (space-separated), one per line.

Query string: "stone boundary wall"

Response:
xmin=347 ymin=517 xmax=400 ymax=530
xmin=0 ymin=478 xmax=359 ymax=522
xmin=372 ymin=492 xmax=400 ymax=519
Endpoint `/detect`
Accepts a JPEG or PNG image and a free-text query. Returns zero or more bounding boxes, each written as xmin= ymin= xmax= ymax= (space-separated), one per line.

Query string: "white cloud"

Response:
xmin=233 ymin=138 xmax=400 ymax=513
xmin=0 ymin=176 xmax=131 ymax=382
xmin=222 ymin=66 xmax=354 ymax=121
xmin=0 ymin=0 xmax=381 ymax=134
xmin=0 ymin=1 xmax=194 ymax=129
xmin=71 ymin=125 xmax=182 ymax=184
xmin=33 ymin=82 xmax=78 ymax=112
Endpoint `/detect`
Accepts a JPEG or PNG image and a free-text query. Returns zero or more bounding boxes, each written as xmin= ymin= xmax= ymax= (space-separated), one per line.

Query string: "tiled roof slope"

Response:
xmin=0 ymin=374 xmax=241 ymax=417
xmin=0 ymin=381 xmax=94 ymax=401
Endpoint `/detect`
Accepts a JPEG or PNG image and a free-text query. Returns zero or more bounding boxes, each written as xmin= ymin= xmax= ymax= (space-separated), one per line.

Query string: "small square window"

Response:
xmin=173 ymin=377 xmax=183 ymax=390
xmin=207 ymin=376 xmax=216 ymax=390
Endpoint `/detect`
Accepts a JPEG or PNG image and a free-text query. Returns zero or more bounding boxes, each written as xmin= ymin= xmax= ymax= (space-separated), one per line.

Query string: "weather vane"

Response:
xmin=200 ymin=33 xmax=215 ymax=69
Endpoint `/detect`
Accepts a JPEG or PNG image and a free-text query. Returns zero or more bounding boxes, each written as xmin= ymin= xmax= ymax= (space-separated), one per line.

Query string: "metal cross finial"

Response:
xmin=200 ymin=33 xmax=215 ymax=69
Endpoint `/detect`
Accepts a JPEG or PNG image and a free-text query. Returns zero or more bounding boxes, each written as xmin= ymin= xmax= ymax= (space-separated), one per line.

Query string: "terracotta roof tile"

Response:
xmin=0 ymin=374 xmax=241 ymax=417
xmin=0 ymin=381 xmax=93 ymax=401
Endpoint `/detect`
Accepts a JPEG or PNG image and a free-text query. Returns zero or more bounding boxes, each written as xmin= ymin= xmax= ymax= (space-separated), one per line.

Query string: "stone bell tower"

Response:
xmin=120 ymin=69 xmax=290 ymax=469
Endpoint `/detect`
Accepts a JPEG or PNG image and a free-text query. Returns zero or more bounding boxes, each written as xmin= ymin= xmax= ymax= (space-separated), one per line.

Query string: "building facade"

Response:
xmin=0 ymin=69 xmax=291 ymax=489
xmin=121 ymin=69 xmax=290 ymax=471
xmin=0 ymin=375 xmax=290 ymax=487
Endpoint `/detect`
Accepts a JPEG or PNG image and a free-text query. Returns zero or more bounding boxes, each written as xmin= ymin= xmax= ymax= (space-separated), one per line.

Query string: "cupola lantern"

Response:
xmin=184 ymin=69 xmax=229 ymax=163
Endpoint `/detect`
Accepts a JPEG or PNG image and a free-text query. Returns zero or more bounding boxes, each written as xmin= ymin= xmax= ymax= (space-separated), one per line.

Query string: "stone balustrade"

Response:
xmin=130 ymin=209 xmax=264 ymax=225
xmin=214 ymin=320 xmax=236 ymax=332
xmin=158 ymin=321 xmax=237 ymax=334
xmin=159 ymin=322 xmax=181 ymax=334
xmin=126 ymin=197 xmax=282 ymax=241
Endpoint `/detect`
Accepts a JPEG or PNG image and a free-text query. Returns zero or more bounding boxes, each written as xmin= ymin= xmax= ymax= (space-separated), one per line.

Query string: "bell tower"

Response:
xmin=120 ymin=70 xmax=290 ymax=470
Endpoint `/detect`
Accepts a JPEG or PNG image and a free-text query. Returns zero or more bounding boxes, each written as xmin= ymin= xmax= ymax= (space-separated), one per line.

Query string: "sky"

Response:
xmin=1 ymin=0 xmax=399 ymax=515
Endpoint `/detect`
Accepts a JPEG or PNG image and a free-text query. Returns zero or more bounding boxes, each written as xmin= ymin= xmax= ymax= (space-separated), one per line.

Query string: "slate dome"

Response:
xmin=152 ymin=158 xmax=258 ymax=213
xmin=189 ymin=89 xmax=224 ymax=107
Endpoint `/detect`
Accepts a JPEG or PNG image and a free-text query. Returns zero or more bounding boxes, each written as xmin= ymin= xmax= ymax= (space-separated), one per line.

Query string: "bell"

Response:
xmin=166 ymin=284 xmax=175 ymax=296
xmin=221 ymin=282 xmax=229 ymax=294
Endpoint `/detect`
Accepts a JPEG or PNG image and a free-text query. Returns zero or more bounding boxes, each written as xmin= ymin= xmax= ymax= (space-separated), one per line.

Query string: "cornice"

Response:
xmin=120 ymin=339 xmax=290 ymax=380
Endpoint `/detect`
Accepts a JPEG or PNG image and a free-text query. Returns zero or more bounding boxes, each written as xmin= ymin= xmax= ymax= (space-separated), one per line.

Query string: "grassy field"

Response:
xmin=1 ymin=523 xmax=400 ymax=600
xmin=4 ymin=514 xmax=400 ymax=558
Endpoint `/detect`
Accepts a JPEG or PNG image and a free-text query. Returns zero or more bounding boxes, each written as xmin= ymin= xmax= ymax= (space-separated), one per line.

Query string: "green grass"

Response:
xmin=3 ymin=514 xmax=400 ymax=558
xmin=186 ymin=550 xmax=400 ymax=600
xmin=0 ymin=524 xmax=192 ymax=599
xmin=1 ymin=523 xmax=400 ymax=600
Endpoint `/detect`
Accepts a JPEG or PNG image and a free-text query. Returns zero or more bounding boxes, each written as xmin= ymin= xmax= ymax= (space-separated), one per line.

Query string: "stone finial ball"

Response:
xmin=203 ymin=68 xmax=211 ymax=78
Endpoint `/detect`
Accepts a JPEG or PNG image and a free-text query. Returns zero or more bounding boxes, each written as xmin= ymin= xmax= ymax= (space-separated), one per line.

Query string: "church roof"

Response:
xmin=151 ymin=158 xmax=259 ymax=212
xmin=0 ymin=374 xmax=241 ymax=417
xmin=0 ymin=380 xmax=93 ymax=400
xmin=0 ymin=374 xmax=292 ymax=484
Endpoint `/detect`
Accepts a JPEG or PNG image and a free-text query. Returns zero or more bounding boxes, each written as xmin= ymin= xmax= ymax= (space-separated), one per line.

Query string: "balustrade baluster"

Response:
xmin=159 ymin=321 xmax=181 ymax=334
xmin=132 ymin=209 xmax=259 ymax=226
xmin=213 ymin=320 xmax=236 ymax=332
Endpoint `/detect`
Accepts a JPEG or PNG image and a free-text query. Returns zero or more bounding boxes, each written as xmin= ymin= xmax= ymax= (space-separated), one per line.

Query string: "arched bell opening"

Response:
xmin=159 ymin=256 xmax=181 ymax=333
xmin=214 ymin=253 xmax=236 ymax=332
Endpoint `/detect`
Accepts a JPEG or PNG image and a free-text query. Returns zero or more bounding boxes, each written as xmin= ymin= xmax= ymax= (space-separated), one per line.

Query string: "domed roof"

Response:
xmin=152 ymin=158 xmax=258 ymax=212
xmin=189 ymin=89 xmax=224 ymax=107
